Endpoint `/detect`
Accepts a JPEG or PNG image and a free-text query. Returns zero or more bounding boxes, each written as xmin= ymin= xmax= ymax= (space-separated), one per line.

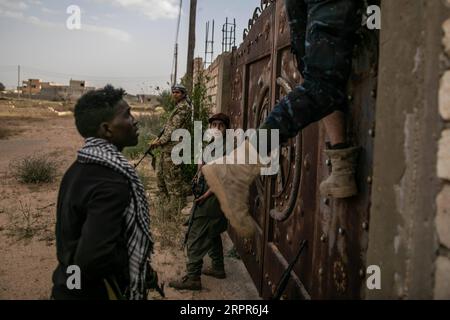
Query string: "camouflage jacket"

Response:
xmin=158 ymin=99 xmax=192 ymax=152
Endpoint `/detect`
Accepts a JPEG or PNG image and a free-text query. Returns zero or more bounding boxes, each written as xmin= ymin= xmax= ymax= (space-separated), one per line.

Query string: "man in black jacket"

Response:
xmin=51 ymin=85 xmax=154 ymax=300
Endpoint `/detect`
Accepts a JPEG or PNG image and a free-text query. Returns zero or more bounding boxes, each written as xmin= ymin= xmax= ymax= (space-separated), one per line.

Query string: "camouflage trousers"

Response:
xmin=263 ymin=0 xmax=361 ymax=140
xmin=155 ymin=151 xmax=187 ymax=209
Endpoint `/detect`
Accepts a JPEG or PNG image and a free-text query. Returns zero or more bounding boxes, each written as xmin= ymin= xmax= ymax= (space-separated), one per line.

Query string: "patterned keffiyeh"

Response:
xmin=77 ymin=137 xmax=153 ymax=300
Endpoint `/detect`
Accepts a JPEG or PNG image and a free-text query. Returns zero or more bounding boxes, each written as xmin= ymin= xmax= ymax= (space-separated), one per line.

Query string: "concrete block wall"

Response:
xmin=434 ymin=6 xmax=450 ymax=298
xmin=200 ymin=52 xmax=232 ymax=115
xmin=366 ymin=0 xmax=446 ymax=299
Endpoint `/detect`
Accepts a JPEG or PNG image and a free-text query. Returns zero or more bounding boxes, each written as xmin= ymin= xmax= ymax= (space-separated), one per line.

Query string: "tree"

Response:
xmin=0 ymin=82 xmax=5 ymax=92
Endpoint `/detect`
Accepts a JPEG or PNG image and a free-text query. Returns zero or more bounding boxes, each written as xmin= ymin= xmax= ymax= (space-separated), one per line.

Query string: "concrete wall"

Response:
xmin=366 ymin=0 xmax=448 ymax=299
xmin=215 ymin=52 xmax=232 ymax=115
xmin=199 ymin=52 xmax=232 ymax=115
xmin=435 ymin=0 xmax=450 ymax=300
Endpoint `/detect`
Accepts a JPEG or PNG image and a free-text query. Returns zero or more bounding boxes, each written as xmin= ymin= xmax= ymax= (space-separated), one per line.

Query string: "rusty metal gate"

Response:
xmin=227 ymin=0 xmax=379 ymax=299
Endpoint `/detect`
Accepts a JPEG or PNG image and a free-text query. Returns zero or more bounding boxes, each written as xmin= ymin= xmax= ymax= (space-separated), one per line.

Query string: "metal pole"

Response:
xmin=222 ymin=20 xmax=225 ymax=53
xmin=233 ymin=19 xmax=236 ymax=47
xmin=186 ymin=0 xmax=197 ymax=93
xmin=174 ymin=43 xmax=178 ymax=87
xmin=212 ymin=19 xmax=215 ymax=62
xmin=17 ymin=65 xmax=21 ymax=98
xmin=172 ymin=0 xmax=183 ymax=86
xmin=205 ymin=21 xmax=209 ymax=68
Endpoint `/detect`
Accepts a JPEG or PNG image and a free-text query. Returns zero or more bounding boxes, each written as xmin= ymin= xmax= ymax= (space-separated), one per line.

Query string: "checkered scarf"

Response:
xmin=77 ymin=137 xmax=153 ymax=300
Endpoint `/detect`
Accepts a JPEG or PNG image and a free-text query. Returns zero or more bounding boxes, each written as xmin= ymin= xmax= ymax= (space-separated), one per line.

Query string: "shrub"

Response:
xmin=181 ymin=71 xmax=212 ymax=182
xmin=5 ymin=201 xmax=55 ymax=242
xmin=151 ymin=198 xmax=186 ymax=249
xmin=10 ymin=154 xmax=57 ymax=184
xmin=0 ymin=127 xmax=12 ymax=140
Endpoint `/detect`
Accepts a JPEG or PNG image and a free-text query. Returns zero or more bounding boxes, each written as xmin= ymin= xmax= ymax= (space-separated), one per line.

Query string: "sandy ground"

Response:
xmin=0 ymin=98 xmax=259 ymax=300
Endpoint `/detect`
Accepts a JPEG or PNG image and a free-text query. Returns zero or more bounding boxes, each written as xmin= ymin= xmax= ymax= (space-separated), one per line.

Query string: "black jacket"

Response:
xmin=51 ymin=162 xmax=131 ymax=300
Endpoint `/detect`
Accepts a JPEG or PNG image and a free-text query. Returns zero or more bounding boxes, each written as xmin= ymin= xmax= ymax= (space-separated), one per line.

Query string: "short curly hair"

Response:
xmin=74 ymin=84 xmax=126 ymax=138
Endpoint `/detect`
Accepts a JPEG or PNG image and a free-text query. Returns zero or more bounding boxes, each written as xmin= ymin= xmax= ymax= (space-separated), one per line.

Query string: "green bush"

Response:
xmin=180 ymin=71 xmax=213 ymax=182
xmin=126 ymin=74 xmax=212 ymax=186
xmin=10 ymin=154 xmax=57 ymax=184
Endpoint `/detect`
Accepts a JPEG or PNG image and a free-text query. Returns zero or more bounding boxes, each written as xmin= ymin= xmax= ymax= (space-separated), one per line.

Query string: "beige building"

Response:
xmin=21 ymin=79 xmax=95 ymax=101
xmin=21 ymin=79 xmax=42 ymax=95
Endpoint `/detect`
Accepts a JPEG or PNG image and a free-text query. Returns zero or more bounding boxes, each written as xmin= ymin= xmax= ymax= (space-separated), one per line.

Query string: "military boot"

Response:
xmin=202 ymin=140 xmax=265 ymax=238
xmin=168 ymin=275 xmax=202 ymax=291
xmin=319 ymin=146 xmax=359 ymax=198
xmin=202 ymin=267 xmax=226 ymax=279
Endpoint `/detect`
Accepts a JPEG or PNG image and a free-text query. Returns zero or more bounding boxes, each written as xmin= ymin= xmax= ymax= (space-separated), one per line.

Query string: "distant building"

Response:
xmin=67 ymin=79 xmax=95 ymax=100
xmin=21 ymin=79 xmax=42 ymax=95
xmin=20 ymin=78 xmax=95 ymax=101
xmin=39 ymin=83 xmax=70 ymax=101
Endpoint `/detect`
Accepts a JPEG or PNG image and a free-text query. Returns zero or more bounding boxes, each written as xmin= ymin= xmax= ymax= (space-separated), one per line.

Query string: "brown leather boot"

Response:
xmin=319 ymin=146 xmax=359 ymax=198
xmin=168 ymin=275 xmax=202 ymax=291
xmin=201 ymin=140 xmax=263 ymax=238
xmin=202 ymin=267 xmax=226 ymax=279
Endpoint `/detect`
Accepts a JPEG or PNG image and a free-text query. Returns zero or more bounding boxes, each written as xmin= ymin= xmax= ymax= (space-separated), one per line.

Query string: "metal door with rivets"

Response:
xmin=227 ymin=0 xmax=379 ymax=299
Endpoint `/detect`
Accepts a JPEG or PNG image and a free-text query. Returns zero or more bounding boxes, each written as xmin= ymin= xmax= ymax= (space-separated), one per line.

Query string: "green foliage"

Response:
xmin=184 ymin=71 xmax=211 ymax=130
xmin=10 ymin=154 xmax=57 ymax=184
xmin=183 ymin=71 xmax=212 ymax=182
xmin=125 ymin=73 xmax=213 ymax=186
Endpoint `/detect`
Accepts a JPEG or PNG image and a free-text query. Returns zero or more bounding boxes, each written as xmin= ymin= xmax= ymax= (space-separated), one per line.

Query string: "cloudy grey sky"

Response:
xmin=0 ymin=0 xmax=260 ymax=94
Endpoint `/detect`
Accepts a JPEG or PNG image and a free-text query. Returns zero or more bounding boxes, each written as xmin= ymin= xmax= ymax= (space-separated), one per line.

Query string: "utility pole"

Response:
xmin=173 ymin=43 xmax=178 ymax=87
xmin=172 ymin=0 xmax=183 ymax=87
xmin=186 ymin=0 xmax=197 ymax=93
xmin=17 ymin=65 xmax=21 ymax=98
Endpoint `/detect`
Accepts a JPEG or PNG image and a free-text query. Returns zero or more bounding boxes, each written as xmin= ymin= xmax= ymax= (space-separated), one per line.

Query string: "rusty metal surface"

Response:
xmin=228 ymin=0 xmax=378 ymax=299
xmin=227 ymin=1 xmax=276 ymax=293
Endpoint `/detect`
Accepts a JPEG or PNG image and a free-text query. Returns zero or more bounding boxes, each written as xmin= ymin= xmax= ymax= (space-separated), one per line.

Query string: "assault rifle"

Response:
xmin=271 ymin=239 xmax=308 ymax=300
xmin=134 ymin=129 xmax=164 ymax=169
xmin=181 ymin=170 xmax=206 ymax=250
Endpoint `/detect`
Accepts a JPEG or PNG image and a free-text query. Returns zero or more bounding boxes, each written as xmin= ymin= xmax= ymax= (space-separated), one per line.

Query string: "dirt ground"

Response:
xmin=0 ymin=97 xmax=259 ymax=300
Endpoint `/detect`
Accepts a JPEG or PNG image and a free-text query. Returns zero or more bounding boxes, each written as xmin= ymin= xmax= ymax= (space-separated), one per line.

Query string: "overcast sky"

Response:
xmin=0 ymin=0 xmax=260 ymax=94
